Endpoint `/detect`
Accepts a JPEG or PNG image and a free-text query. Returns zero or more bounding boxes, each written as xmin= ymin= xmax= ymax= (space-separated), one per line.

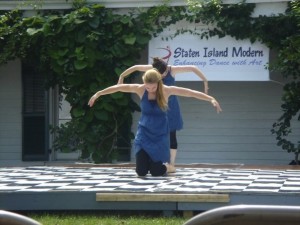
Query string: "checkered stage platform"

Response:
xmin=1 ymin=166 xmax=300 ymax=193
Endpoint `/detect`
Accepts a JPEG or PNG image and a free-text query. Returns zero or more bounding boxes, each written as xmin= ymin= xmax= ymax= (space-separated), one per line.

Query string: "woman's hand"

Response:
xmin=211 ymin=99 xmax=222 ymax=113
xmin=88 ymin=94 xmax=99 ymax=107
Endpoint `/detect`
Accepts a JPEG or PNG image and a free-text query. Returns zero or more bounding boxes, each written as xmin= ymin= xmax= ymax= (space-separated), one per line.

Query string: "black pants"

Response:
xmin=136 ymin=149 xmax=167 ymax=177
xmin=170 ymin=130 xmax=178 ymax=149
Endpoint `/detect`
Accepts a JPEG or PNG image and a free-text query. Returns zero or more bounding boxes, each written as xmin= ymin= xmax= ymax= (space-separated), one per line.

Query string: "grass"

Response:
xmin=27 ymin=211 xmax=187 ymax=225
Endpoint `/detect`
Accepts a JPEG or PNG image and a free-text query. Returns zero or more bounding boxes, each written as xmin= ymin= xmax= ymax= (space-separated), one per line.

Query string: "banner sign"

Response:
xmin=149 ymin=33 xmax=270 ymax=81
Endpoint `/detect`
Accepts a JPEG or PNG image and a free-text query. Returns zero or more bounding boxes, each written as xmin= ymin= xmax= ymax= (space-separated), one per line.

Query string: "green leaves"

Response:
xmin=123 ymin=34 xmax=136 ymax=45
xmin=27 ymin=27 xmax=42 ymax=35
xmin=111 ymin=92 xmax=124 ymax=99
xmin=89 ymin=16 xmax=100 ymax=28
xmin=71 ymin=107 xmax=85 ymax=118
xmin=74 ymin=60 xmax=88 ymax=70
xmin=95 ymin=110 xmax=109 ymax=121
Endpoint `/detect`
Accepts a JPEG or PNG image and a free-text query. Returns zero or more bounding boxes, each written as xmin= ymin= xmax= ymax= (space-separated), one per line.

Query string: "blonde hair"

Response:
xmin=142 ymin=69 xmax=168 ymax=111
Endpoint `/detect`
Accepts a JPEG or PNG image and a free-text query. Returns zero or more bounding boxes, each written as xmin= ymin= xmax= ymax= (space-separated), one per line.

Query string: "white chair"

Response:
xmin=0 ymin=210 xmax=41 ymax=225
xmin=183 ymin=204 xmax=300 ymax=225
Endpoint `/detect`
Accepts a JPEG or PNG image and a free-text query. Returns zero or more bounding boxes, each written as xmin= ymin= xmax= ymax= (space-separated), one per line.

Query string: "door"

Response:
xmin=22 ymin=63 xmax=49 ymax=161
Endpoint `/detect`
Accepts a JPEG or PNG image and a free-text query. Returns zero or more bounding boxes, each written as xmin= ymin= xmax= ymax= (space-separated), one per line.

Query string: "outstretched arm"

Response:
xmin=88 ymin=84 xmax=141 ymax=107
xmin=172 ymin=65 xmax=209 ymax=94
xmin=118 ymin=65 xmax=153 ymax=84
xmin=166 ymin=86 xmax=222 ymax=113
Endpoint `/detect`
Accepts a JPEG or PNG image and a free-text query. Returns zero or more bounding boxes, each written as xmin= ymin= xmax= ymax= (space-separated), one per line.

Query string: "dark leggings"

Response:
xmin=170 ymin=130 xmax=178 ymax=149
xmin=136 ymin=149 xmax=167 ymax=177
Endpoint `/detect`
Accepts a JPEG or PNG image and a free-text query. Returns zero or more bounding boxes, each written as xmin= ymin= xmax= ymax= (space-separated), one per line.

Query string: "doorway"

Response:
xmin=22 ymin=63 xmax=48 ymax=161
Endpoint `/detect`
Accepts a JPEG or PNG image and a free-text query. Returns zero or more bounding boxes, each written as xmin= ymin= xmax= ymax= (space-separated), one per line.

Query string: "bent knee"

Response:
xmin=150 ymin=162 xmax=167 ymax=176
xmin=136 ymin=168 xmax=148 ymax=177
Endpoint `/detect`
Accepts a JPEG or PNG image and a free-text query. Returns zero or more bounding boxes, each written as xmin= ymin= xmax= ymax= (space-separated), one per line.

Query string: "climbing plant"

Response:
xmin=270 ymin=1 xmax=300 ymax=164
xmin=24 ymin=4 xmax=174 ymax=163
xmin=0 ymin=3 xmax=187 ymax=163
xmin=0 ymin=0 xmax=299 ymax=163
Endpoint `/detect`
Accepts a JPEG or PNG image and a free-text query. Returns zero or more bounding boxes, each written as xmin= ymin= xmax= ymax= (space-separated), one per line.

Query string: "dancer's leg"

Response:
xmin=149 ymin=161 xmax=167 ymax=176
xmin=169 ymin=130 xmax=177 ymax=173
xmin=135 ymin=149 xmax=150 ymax=176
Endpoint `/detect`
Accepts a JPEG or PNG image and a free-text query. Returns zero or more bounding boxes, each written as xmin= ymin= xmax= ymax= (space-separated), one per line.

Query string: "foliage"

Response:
xmin=0 ymin=0 xmax=299 ymax=163
xmin=0 ymin=3 xmax=186 ymax=163
xmin=185 ymin=0 xmax=297 ymax=45
xmin=270 ymin=1 xmax=300 ymax=163
xmin=0 ymin=10 xmax=28 ymax=63
xmin=50 ymin=120 xmax=84 ymax=153
xmin=271 ymin=82 xmax=300 ymax=164
xmin=26 ymin=5 xmax=153 ymax=163
xmin=186 ymin=0 xmax=256 ymax=40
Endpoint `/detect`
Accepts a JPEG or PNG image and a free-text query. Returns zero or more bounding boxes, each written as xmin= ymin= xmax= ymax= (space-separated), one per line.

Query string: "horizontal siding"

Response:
xmin=0 ymin=60 xmax=22 ymax=164
xmin=131 ymin=81 xmax=299 ymax=165
xmin=179 ymin=135 xmax=278 ymax=144
xmin=0 ymin=152 xmax=21 ymax=160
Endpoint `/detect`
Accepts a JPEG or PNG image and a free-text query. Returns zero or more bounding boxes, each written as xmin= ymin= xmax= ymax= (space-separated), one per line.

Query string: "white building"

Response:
xmin=0 ymin=0 xmax=298 ymax=166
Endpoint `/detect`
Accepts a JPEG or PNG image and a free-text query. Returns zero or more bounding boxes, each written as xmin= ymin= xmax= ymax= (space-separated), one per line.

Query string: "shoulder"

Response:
xmin=136 ymin=84 xmax=145 ymax=89
xmin=136 ymin=84 xmax=146 ymax=98
xmin=117 ymin=83 xmax=143 ymax=92
xmin=127 ymin=83 xmax=144 ymax=91
xmin=117 ymin=84 xmax=145 ymax=98
xmin=162 ymin=85 xmax=173 ymax=97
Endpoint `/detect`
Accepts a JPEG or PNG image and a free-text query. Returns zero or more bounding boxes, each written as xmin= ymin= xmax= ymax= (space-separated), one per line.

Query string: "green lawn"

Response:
xmin=28 ymin=212 xmax=187 ymax=225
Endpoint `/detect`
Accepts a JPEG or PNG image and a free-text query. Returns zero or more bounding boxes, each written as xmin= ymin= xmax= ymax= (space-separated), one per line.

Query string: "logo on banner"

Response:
xmin=153 ymin=46 xmax=172 ymax=63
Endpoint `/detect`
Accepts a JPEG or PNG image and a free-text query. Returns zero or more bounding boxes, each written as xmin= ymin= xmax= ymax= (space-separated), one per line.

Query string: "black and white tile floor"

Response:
xmin=1 ymin=166 xmax=300 ymax=194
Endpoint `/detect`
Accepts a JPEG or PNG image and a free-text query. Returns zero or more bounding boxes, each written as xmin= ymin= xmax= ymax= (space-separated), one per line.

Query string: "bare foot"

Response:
xmin=164 ymin=163 xmax=176 ymax=173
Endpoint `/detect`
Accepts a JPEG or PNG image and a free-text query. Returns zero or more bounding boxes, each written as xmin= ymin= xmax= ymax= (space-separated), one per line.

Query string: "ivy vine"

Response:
xmin=0 ymin=0 xmax=299 ymax=163
xmin=270 ymin=1 xmax=300 ymax=164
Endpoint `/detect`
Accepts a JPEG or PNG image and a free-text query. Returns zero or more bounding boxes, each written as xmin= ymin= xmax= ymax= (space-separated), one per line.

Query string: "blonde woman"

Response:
xmin=89 ymin=69 xmax=221 ymax=177
xmin=118 ymin=57 xmax=209 ymax=172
